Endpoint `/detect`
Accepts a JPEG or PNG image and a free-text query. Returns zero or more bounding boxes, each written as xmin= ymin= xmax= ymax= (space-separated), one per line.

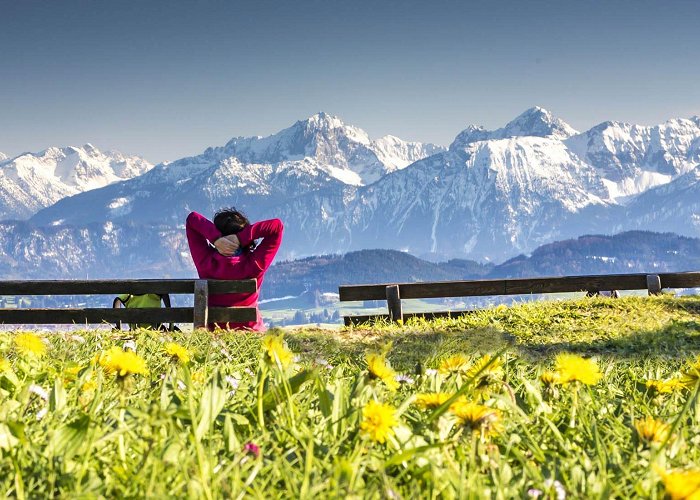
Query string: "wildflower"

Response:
xmin=540 ymin=371 xmax=561 ymax=385
xmin=635 ymin=416 xmax=671 ymax=445
xmin=261 ymin=333 xmax=294 ymax=368
xmin=14 ymin=333 xmax=46 ymax=357
xmin=191 ymin=370 xmax=205 ymax=384
xmin=466 ymin=354 xmax=503 ymax=397
xmin=0 ymin=357 xmax=10 ymax=372
xmin=414 ymin=392 xmax=453 ymax=410
xmin=81 ymin=378 xmax=98 ymax=393
xmin=438 ymin=354 xmax=470 ymax=375
xmin=366 ymin=352 xmax=399 ymax=391
xmin=360 ymin=400 xmax=398 ymax=443
xmin=394 ymin=374 xmax=415 ymax=385
xmin=29 ymin=384 xmax=49 ymax=401
xmin=658 ymin=468 xmax=700 ymax=500
xmin=554 ymin=353 xmax=602 ymax=386
xmin=243 ymin=442 xmax=260 ymax=458
xmin=527 ymin=488 xmax=543 ymax=499
xmin=97 ymin=346 xmax=149 ymax=378
xmin=315 ymin=357 xmax=333 ymax=370
xmin=543 ymin=479 xmax=567 ymax=500
xmin=681 ymin=356 xmax=700 ymax=390
xmin=645 ymin=378 xmax=685 ymax=395
xmin=123 ymin=340 xmax=137 ymax=352
xmin=450 ymin=401 xmax=502 ymax=436
xmin=164 ymin=342 xmax=191 ymax=364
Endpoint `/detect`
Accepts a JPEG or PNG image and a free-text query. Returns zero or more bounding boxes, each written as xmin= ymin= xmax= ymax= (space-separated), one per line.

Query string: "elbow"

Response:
xmin=274 ymin=219 xmax=284 ymax=233
xmin=186 ymin=212 xmax=198 ymax=227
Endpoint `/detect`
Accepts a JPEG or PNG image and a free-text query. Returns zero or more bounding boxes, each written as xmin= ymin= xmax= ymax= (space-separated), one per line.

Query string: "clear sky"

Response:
xmin=1 ymin=0 xmax=699 ymax=163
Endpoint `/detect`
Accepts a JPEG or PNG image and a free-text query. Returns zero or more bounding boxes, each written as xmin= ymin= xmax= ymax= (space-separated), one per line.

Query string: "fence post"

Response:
xmin=194 ymin=280 xmax=209 ymax=328
xmin=646 ymin=274 xmax=661 ymax=296
xmin=386 ymin=285 xmax=403 ymax=323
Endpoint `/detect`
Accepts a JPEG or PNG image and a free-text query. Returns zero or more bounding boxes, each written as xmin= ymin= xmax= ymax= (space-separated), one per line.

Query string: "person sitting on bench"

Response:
xmin=186 ymin=208 xmax=283 ymax=331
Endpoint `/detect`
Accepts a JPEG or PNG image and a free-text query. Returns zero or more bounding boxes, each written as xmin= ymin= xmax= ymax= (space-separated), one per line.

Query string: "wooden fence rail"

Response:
xmin=338 ymin=272 xmax=700 ymax=325
xmin=0 ymin=278 xmax=257 ymax=328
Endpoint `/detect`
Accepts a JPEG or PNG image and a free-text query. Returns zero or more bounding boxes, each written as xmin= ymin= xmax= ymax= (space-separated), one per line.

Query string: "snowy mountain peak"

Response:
xmin=0 ymin=144 xmax=153 ymax=220
xmin=503 ymin=106 xmax=578 ymax=140
xmin=450 ymin=107 xmax=578 ymax=149
xmin=0 ymin=152 xmax=7 ymax=161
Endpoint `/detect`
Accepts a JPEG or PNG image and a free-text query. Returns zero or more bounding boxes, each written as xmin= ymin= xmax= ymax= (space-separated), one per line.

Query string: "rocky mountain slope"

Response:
xmin=0 ymin=144 xmax=153 ymax=220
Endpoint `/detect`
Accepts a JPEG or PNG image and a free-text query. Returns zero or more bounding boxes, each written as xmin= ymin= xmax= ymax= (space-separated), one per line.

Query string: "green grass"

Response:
xmin=1 ymin=295 xmax=700 ymax=498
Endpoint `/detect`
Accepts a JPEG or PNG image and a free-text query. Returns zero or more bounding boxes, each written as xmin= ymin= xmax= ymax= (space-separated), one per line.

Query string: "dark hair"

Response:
xmin=214 ymin=207 xmax=250 ymax=236
xmin=213 ymin=207 xmax=256 ymax=253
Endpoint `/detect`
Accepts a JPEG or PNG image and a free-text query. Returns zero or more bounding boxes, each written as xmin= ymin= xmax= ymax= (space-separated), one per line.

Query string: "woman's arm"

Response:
xmin=236 ymin=218 xmax=284 ymax=273
xmin=186 ymin=212 xmax=219 ymax=265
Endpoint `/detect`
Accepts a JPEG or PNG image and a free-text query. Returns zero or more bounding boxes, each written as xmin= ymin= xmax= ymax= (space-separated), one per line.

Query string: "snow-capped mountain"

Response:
xmin=0 ymin=152 xmax=7 ymax=161
xmin=5 ymin=106 xmax=700 ymax=279
xmin=450 ymin=107 xmax=578 ymax=147
xmin=565 ymin=117 xmax=700 ymax=202
xmin=620 ymin=166 xmax=700 ymax=235
xmin=273 ymin=132 xmax=614 ymax=260
xmin=0 ymin=144 xmax=153 ymax=220
xmin=31 ymin=113 xmax=444 ymax=226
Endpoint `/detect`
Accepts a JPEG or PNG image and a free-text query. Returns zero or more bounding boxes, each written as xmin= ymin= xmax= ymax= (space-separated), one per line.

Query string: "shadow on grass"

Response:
xmin=287 ymin=322 xmax=700 ymax=368
xmin=516 ymin=319 xmax=700 ymax=360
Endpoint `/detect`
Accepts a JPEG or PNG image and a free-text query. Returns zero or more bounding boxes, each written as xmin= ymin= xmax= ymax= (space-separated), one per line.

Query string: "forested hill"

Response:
xmin=262 ymin=250 xmax=492 ymax=298
xmin=262 ymin=231 xmax=700 ymax=298
xmin=495 ymin=230 xmax=700 ymax=277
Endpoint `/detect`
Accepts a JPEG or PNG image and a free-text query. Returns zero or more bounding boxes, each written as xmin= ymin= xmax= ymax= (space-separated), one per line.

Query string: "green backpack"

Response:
xmin=112 ymin=293 xmax=178 ymax=331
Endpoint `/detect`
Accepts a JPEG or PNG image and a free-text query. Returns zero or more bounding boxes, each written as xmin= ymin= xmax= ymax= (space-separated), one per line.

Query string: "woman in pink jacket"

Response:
xmin=186 ymin=208 xmax=284 ymax=331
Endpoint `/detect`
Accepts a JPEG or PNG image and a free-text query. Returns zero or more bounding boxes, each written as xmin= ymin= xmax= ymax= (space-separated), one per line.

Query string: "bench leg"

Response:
xmin=386 ymin=285 xmax=403 ymax=324
xmin=194 ymin=280 xmax=209 ymax=329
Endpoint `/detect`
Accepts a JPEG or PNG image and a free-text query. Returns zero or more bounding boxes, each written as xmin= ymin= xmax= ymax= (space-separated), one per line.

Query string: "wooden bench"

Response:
xmin=0 ymin=279 xmax=257 ymax=329
xmin=338 ymin=272 xmax=700 ymax=325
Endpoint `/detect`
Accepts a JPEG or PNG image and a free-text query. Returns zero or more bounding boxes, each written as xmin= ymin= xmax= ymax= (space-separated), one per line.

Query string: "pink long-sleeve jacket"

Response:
xmin=186 ymin=212 xmax=284 ymax=331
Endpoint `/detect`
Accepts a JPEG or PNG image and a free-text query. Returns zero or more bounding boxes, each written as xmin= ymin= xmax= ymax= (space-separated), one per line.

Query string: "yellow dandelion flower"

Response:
xmin=261 ymin=333 xmax=294 ymax=368
xmin=681 ymin=357 xmax=700 ymax=390
xmin=366 ymin=352 xmax=398 ymax=391
xmin=414 ymin=392 xmax=453 ymax=410
xmin=191 ymin=370 xmax=205 ymax=384
xmin=81 ymin=379 xmax=98 ymax=393
xmin=0 ymin=357 xmax=11 ymax=372
xmin=438 ymin=354 xmax=470 ymax=375
xmin=450 ymin=401 xmax=502 ymax=436
xmin=97 ymin=346 xmax=149 ymax=377
xmin=466 ymin=354 xmax=503 ymax=396
xmin=659 ymin=468 xmax=700 ymax=500
xmin=360 ymin=400 xmax=398 ymax=443
xmin=14 ymin=333 xmax=46 ymax=357
xmin=540 ymin=370 xmax=561 ymax=385
xmin=164 ymin=342 xmax=190 ymax=364
xmin=645 ymin=378 xmax=685 ymax=395
xmin=554 ymin=353 xmax=602 ymax=386
xmin=635 ymin=416 xmax=671 ymax=445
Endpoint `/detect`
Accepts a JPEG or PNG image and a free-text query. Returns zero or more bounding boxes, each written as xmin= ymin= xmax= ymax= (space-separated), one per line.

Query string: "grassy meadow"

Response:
xmin=1 ymin=295 xmax=700 ymax=498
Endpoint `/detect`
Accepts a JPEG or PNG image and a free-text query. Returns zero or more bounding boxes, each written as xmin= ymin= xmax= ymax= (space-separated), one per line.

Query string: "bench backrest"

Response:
xmin=338 ymin=272 xmax=700 ymax=324
xmin=0 ymin=279 xmax=257 ymax=328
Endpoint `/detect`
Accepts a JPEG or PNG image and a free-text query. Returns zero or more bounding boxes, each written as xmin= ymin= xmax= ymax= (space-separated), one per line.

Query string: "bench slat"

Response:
xmin=0 ymin=279 xmax=257 ymax=296
xmin=338 ymin=272 xmax=700 ymax=301
xmin=0 ymin=306 xmax=256 ymax=325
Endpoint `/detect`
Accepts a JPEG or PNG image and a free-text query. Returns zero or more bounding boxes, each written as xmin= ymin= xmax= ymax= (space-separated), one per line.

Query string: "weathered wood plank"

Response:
xmin=193 ymin=280 xmax=209 ymax=329
xmin=659 ymin=272 xmax=700 ymax=289
xmin=0 ymin=279 xmax=257 ymax=296
xmin=0 ymin=306 xmax=257 ymax=325
xmin=386 ymin=285 xmax=403 ymax=323
xmin=208 ymin=279 xmax=257 ymax=294
xmin=208 ymin=307 xmax=258 ymax=323
xmin=0 ymin=308 xmax=194 ymax=324
xmin=339 ymin=273 xmax=668 ymax=301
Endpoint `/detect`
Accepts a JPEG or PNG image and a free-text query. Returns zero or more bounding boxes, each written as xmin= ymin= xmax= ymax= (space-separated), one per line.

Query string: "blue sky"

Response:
xmin=1 ymin=0 xmax=699 ymax=163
